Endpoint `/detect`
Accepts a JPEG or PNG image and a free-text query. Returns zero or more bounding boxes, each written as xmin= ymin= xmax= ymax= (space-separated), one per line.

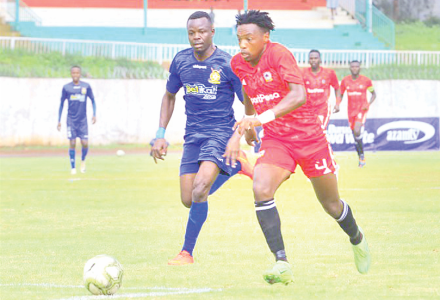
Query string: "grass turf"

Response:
xmin=0 ymin=151 xmax=439 ymax=299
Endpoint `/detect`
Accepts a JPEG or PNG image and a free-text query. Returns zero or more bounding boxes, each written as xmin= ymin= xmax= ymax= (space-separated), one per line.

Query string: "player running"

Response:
xmin=302 ymin=49 xmax=341 ymax=131
xmin=57 ymin=66 xmax=96 ymax=175
xmin=150 ymin=11 xmax=252 ymax=265
xmin=334 ymin=60 xmax=377 ymax=167
xmin=224 ymin=10 xmax=371 ymax=285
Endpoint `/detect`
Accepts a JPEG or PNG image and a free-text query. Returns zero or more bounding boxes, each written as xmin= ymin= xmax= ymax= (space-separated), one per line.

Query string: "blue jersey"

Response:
xmin=60 ymin=81 xmax=95 ymax=124
xmin=166 ymin=47 xmax=243 ymax=135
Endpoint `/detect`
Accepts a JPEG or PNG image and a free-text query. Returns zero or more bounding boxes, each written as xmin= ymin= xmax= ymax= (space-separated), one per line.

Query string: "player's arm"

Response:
xmin=234 ymin=82 xmax=306 ymax=135
xmin=87 ymin=86 xmax=97 ymax=124
xmin=365 ymin=85 xmax=377 ymax=110
xmin=151 ymin=90 xmax=177 ymax=163
xmin=57 ymin=87 xmax=66 ymax=131
xmin=334 ymin=79 xmax=346 ymax=113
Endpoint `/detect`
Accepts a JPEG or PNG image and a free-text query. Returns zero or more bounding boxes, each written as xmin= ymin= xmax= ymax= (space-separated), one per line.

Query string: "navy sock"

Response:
xmin=182 ymin=201 xmax=208 ymax=256
xmin=69 ymin=149 xmax=75 ymax=169
xmin=255 ymin=199 xmax=287 ymax=262
xmin=337 ymin=200 xmax=362 ymax=245
xmin=81 ymin=147 xmax=88 ymax=161
xmin=208 ymin=161 xmax=242 ymax=195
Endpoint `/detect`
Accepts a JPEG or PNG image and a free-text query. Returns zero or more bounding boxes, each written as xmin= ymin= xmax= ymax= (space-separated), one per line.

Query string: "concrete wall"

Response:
xmin=1 ymin=78 xmax=439 ymax=146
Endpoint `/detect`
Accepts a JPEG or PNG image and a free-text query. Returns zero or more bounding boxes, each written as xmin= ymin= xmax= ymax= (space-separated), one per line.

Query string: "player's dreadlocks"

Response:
xmin=188 ymin=11 xmax=212 ymax=24
xmin=235 ymin=10 xmax=275 ymax=32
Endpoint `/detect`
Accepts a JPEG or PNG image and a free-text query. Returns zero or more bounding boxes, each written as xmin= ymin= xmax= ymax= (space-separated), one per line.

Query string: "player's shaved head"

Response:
xmin=235 ymin=10 xmax=275 ymax=33
xmin=309 ymin=49 xmax=321 ymax=58
xmin=70 ymin=66 xmax=81 ymax=83
xmin=349 ymin=60 xmax=361 ymax=76
xmin=187 ymin=11 xmax=212 ymax=25
xmin=187 ymin=11 xmax=215 ymax=60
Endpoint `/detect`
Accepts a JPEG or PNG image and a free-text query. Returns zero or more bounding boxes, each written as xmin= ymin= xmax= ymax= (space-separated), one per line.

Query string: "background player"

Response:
xmin=150 ymin=11 xmax=252 ymax=266
xmin=57 ymin=66 xmax=96 ymax=175
xmin=225 ymin=10 xmax=371 ymax=285
xmin=302 ymin=49 xmax=341 ymax=131
xmin=334 ymin=60 xmax=377 ymax=167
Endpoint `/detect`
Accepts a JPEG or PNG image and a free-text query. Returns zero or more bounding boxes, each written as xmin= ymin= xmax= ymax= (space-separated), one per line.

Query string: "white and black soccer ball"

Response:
xmin=83 ymin=254 xmax=123 ymax=295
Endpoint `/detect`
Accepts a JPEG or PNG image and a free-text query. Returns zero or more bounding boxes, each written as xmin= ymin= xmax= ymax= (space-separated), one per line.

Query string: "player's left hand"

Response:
xmin=92 ymin=116 xmax=97 ymax=124
xmin=233 ymin=117 xmax=262 ymax=135
xmin=223 ymin=135 xmax=241 ymax=168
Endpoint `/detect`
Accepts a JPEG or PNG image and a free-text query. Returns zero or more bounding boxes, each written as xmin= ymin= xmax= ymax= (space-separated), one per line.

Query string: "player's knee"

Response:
xmin=322 ymin=199 xmax=342 ymax=218
xmin=181 ymin=197 xmax=192 ymax=208
xmin=192 ymin=179 xmax=211 ymax=202
xmin=253 ymin=181 xmax=274 ymax=201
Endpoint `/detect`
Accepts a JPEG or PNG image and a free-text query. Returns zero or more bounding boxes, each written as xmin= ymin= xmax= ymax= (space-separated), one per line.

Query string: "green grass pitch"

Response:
xmin=1 ymin=150 xmax=439 ymax=299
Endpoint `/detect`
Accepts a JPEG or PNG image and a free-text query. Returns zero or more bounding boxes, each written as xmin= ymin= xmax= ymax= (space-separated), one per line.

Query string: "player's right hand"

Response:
xmin=244 ymin=127 xmax=258 ymax=146
xmin=57 ymin=122 xmax=61 ymax=131
xmin=333 ymin=104 xmax=340 ymax=113
xmin=150 ymin=138 xmax=168 ymax=164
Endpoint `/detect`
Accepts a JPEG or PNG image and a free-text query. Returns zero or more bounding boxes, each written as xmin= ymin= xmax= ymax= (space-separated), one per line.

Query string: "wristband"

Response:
xmin=156 ymin=127 xmax=166 ymax=139
xmin=256 ymin=110 xmax=276 ymax=124
xmin=336 ymin=97 xmax=342 ymax=105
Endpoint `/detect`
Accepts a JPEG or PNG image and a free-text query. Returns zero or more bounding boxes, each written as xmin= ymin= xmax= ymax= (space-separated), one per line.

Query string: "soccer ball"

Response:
xmin=83 ymin=254 xmax=123 ymax=295
xmin=116 ymin=150 xmax=125 ymax=156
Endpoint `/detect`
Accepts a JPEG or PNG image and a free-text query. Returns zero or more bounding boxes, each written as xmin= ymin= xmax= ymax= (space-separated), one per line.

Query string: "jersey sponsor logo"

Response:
xmin=70 ymin=94 xmax=85 ymax=102
xmin=208 ymin=68 xmax=221 ymax=84
xmin=348 ymin=91 xmax=362 ymax=96
xmin=250 ymin=92 xmax=281 ymax=104
xmin=307 ymin=88 xmax=325 ymax=94
xmin=81 ymin=87 xmax=87 ymax=95
xmin=263 ymin=71 xmax=273 ymax=82
xmin=185 ymin=83 xmax=217 ymax=100
xmin=242 ymin=79 xmax=247 ymax=85
xmin=73 ymin=86 xmax=81 ymax=89
xmin=376 ymin=121 xmax=436 ymax=144
xmin=193 ymin=64 xmax=207 ymax=69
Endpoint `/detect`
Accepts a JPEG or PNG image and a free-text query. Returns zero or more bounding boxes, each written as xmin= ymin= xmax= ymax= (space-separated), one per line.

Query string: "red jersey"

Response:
xmin=340 ymin=75 xmax=374 ymax=117
xmin=231 ymin=41 xmax=324 ymax=145
xmin=302 ymin=67 xmax=339 ymax=114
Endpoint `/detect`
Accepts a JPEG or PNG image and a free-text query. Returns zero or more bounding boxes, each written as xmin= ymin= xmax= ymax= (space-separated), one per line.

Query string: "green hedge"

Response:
xmin=396 ymin=22 xmax=440 ymax=51
xmin=1 ymin=48 xmax=439 ymax=80
xmin=334 ymin=64 xmax=440 ymax=80
xmin=0 ymin=49 xmax=168 ymax=79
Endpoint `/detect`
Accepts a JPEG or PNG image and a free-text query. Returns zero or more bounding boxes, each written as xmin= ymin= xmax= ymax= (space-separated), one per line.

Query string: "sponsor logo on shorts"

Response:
xmin=377 ymin=121 xmax=435 ymax=144
xmin=216 ymin=157 xmax=224 ymax=162
xmin=250 ymin=92 xmax=280 ymax=104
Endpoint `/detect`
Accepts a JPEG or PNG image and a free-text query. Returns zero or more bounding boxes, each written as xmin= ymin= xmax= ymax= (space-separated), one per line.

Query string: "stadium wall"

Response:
xmin=0 ymin=78 xmax=439 ymax=148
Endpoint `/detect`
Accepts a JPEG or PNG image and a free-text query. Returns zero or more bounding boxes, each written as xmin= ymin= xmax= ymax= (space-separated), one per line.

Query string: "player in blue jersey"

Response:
xmin=150 ymin=11 xmax=253 ymax=265
xmin=57 ymin=66 xmax=96 ymax=175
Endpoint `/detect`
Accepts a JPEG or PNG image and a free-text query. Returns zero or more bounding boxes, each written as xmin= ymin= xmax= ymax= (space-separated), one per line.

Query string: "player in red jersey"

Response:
xmin=224 ymin=10 xmax=371 ymax=285
xmin=335 ymin=60 xmax=377 ymax=167
xmin=302 ymin=49 xmax=341 ymax=131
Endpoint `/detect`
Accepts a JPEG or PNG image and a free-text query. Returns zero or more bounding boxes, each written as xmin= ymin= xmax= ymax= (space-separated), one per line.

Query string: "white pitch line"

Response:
xmin=0 ymin=283 xmax=83 ymax=288
xmin=55 ymin=288 xmax=221 ymax=300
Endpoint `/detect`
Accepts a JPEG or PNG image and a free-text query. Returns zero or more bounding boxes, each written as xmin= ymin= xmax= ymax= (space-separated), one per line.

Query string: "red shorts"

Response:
xmin=348 ymin=110 xmax=368 ymax=130
xmin=256 ymin=137 xmax=338 ymax=178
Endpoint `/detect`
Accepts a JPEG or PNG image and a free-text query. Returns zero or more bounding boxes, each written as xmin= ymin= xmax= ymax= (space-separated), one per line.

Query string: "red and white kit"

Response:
xmin=231 ymin=41 xmax=337 ymax=178
xmin=340 ymin=75 xmax=374 ymax=130
xmin=302 ymin=67 xmax=339 ymax=129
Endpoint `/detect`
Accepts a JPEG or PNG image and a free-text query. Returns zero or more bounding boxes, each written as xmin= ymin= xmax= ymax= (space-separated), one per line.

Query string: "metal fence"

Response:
xmin=6 ymin=0 xmax=42 ymax=25
xmin=1 ymin=37 xmax=439 ymax=67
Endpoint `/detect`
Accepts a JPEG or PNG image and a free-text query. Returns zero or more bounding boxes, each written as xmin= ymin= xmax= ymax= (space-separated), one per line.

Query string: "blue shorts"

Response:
xmin=67 ymin=121 xmax=88 ymax=140
xmin=180 ymin=132 xmax=232 ymax=176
